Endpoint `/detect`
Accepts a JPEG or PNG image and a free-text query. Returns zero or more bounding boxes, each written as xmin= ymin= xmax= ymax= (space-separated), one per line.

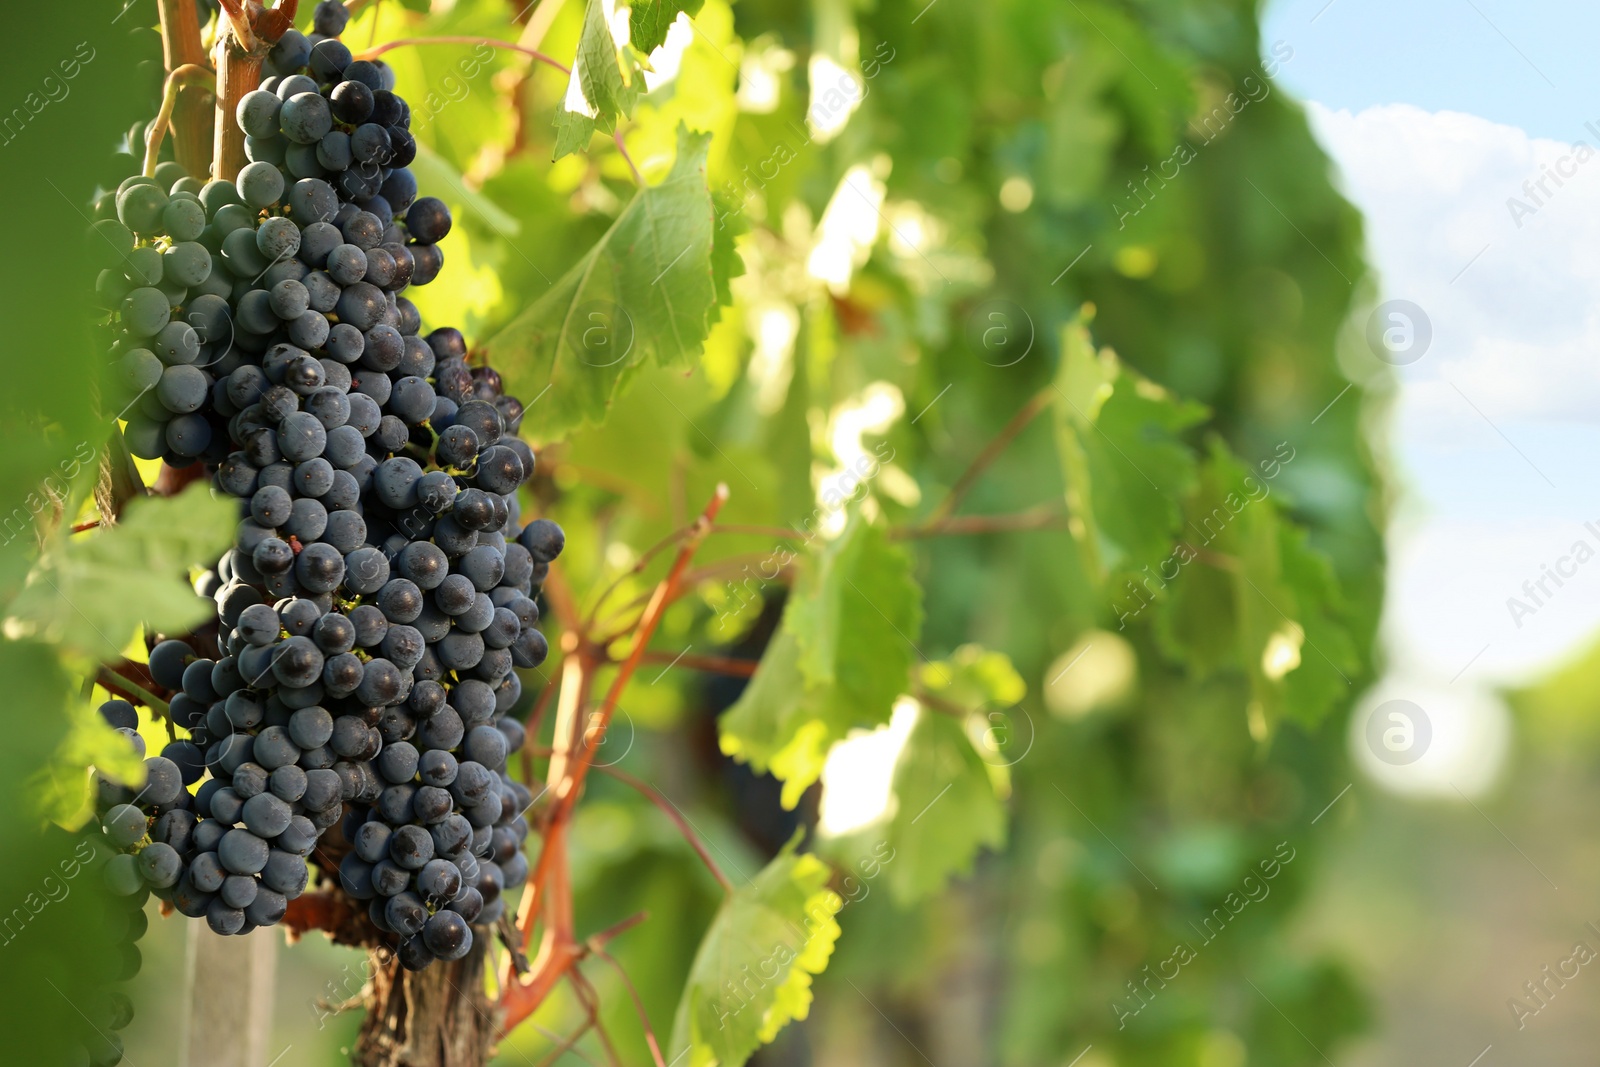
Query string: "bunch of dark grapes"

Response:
xmin=88 ymin=0 xmax=562 ymax=975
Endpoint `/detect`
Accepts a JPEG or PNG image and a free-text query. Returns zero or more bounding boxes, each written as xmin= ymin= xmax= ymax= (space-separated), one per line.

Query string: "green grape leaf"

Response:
xmin=630 ymin=0 xmax=705 ymax=54
xmin=709 ymin=190 xmax=748 ymax=324
xmin=669 ymin=841 xmax=842 ymax=1067
xmin=720 ymin=514 xmax=922 ymax=807
xmin=484 ymin=125 xmax=717 ymax=439
xmin=1157 ymin=442 xmax=1359 ymax=730
xmin=2 ymin=483 xmax=234 ymax=661
xmin=880 ymin=706 xmax=1008 ymax=905
xmin=553 ymin=0 xmax=644 ymax=159
xmin=1052 ymin=314 xmax=1208 ymax=591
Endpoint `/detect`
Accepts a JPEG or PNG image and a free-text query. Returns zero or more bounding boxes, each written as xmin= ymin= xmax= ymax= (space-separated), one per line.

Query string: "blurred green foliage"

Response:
xmin=6 ymin=0 xmax=1383 ymax=1064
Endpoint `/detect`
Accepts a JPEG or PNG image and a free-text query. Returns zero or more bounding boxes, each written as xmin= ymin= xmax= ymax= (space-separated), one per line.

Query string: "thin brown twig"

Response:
xmin=590 ymin=946 xmax=669 ymax=1067
xmin=584 ymin=910 xmax=648 ymax=949
xmin=533 ymin=1017 xmax=594 ymax=1067
xmin=583 ymin=521 xmax=697 ymax=631
xmin=921 ymin=386 xmax=1054 ymax=527
xmin=590 ymin=760 xmax=733 ymax=892
xmin=351 ymin=36 xmax=571 ymax=75
xmin=892 ymin=506 xmax=1072 ymax=540
xmin=595 ymin=552 xmax=784 ymax=640
xmin=570 ymin=970 xmax=626 ymax=1067
xmin=635 ymin=650 xmax=757 ymax=678
xmin=613 ymin=129 xmax=644 ymax=186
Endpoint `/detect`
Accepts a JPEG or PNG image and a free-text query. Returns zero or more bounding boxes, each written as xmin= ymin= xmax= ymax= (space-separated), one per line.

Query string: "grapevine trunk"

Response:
xmin=355 ymin=937 xmax=498 ymax=1067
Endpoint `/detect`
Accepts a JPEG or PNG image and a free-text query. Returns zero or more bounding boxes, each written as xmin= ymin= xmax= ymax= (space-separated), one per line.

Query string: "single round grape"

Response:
xmin=252 ymin=726 xmax=301 ymax=771
xmin=515 ymin=516 xmax=567 ymax=564
xmin=279 ymin=91 xmax=334 ymax=144
xmin=349 ymin=604 xmax=389 ymax=648
xmin=237 ymin=88 xmax=282 ymax=138
xmin=238 ymin=160 xmax=286 ymax=209
xmin=389 ymin=824 xmax=435 ymax=871
xmin=117 ymin=182 xmax=168 ymax=235
xmin=147 ymin=639 xmax=193 ymax=690
xmin=344 ymin=546 xmax=391 ymax=596
xmin=335 ymin=281 xmax=385 ymax=330
xmin=310 ymin=38 xmax=352 ymax=81
xmin=98 ymin=699 xmax=138 ymax=732
xmin=218 ymin=828 xmax=270 ymax=875
xmin=406 ymin=197 xmax=452 ymax=244
xmin=102 ymin=804 xmax=148 ymax=849
xmin=120 ymin=287 xmax=171 ymax=338
xmin=423 ymin=910 xmax=472 ymax=960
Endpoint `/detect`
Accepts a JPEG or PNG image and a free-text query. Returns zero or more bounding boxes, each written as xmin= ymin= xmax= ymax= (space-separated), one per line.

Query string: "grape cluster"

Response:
xmin=90 ymin=2 xmax=563 ymax=972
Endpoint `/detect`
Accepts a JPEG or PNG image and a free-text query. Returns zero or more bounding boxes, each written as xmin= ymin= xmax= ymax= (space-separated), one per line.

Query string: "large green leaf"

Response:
xmin=553 ymin=0 xmax=643 ymax=159
xmin=3 ymin=483 xmax=234 ymax=661
xmin=1052 ymin=314 xmax=1208 ymax=591
xmin=484 ymin=125 xmax=718 ymax=440
xmin=719 ymin=514 xmax=922 ymax=807
xmin=630 ymin=0 xmax=705 ymax=53
xmin=668 ymin=841 xmax=842 ymax=1067
xmin=1156 ymin=443 xmax=1359 ymax=730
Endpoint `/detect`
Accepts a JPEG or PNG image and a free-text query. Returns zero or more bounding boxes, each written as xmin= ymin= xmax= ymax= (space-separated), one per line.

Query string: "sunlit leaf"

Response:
xmin=485 ymin=124 xmax=718 ymax=439
xmin=3 ymin=483 xmax=234 ymax=661
xmin=668 ymin=840 xmax=841 ymax=1067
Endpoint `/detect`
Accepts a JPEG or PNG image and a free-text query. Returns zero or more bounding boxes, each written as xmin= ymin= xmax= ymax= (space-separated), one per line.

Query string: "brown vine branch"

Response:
xmin=501 ymin=486 xmax=729 ymax=1038
xmin=144 ymin=64 xmax=215 ymax=178
xmin=351 ymin=36 xmax=571 ymax=75
xmin=892 ymin=506 xmax=1072 ymax=540
xmin=213 ymin=1 xmax=299 ymax=181
xmin=560 ymin=484 xmax=728 ymax=818
xmin=585 ymin=756 xmax=734 ymax=892
xmin=635 ymin=649 xmax=757 ymax=679
xmin=921 ymin=385 xmax=1054 ymax=528
xmin=156 ymin=0 xmax=213 ymax=176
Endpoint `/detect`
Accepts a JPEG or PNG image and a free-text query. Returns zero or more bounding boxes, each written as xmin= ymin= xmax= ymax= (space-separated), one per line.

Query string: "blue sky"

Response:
xmin=1263 ymin=0 xmax=1598 ymax=142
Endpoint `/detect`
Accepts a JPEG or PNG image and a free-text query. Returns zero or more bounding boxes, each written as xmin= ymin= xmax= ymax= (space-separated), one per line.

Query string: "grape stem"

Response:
xmin=614 ymin=129 xmax=644 ymax=187
xmin=94 ymin=664 xmax=171 ymax=723
xmin=919 ymin=384 xmax=1055 ymax=529
xmin=590 ymin=944 xmax=669 ymax=1067
xmin=144 ymin=64 xmax=215 ymax=178
xmin=350 ymin=36 xmax=572 ymax=76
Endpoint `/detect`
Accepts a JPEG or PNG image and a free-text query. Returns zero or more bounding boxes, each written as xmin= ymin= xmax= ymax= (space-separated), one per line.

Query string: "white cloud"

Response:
xmin=1306 ymin=102 xmax=1600 ymax=691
